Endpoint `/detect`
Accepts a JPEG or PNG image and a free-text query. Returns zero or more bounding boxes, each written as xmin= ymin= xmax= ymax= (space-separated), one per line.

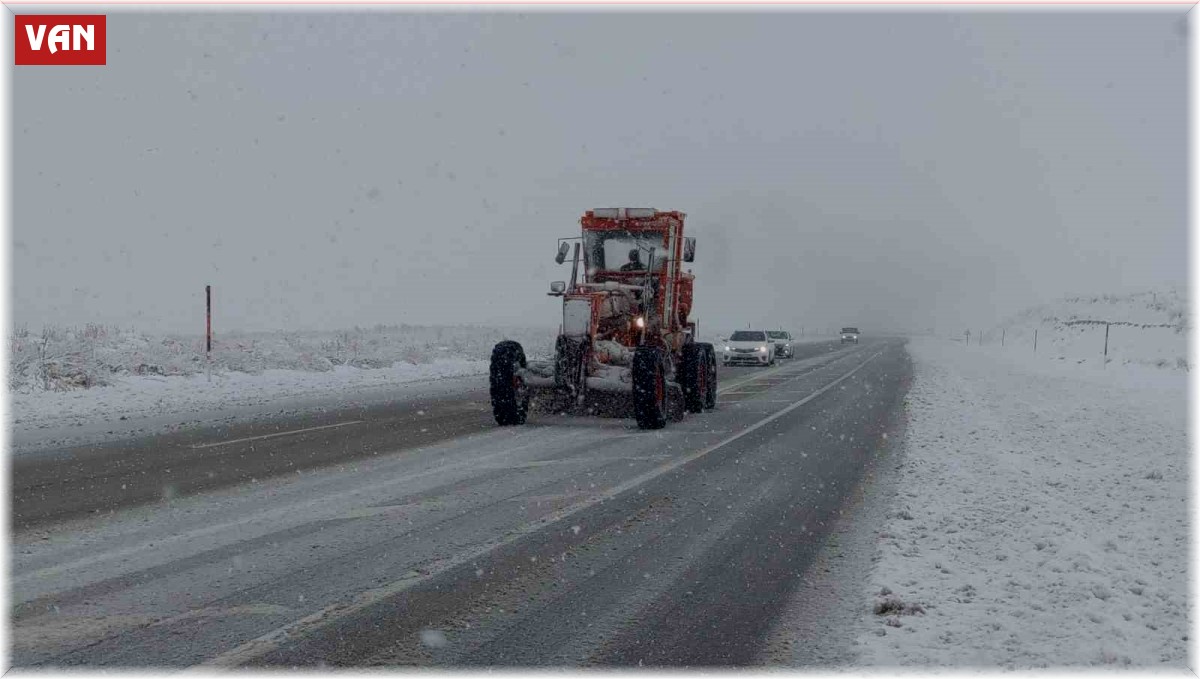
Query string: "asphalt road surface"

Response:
xmin=12 ymin=337 xmax=911 ymax=668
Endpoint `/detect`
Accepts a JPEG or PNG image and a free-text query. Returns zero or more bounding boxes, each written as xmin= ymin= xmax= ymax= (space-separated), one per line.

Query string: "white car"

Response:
xmin=767 ymin=330 xmax=794 ymax=358
xmin=722 ymin=330 xmax=776 ymax=366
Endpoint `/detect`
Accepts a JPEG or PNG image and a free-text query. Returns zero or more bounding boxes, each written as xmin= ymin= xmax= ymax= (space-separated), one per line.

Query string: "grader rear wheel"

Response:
xmin=681 ymin=344 xmax=706 ymax=414
xmin=702 ymin=344 xmax=718 ymax=410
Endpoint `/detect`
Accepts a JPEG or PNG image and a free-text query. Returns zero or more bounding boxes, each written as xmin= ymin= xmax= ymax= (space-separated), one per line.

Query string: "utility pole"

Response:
xmin=1034 ymin=328 xmax=1038 ymax=354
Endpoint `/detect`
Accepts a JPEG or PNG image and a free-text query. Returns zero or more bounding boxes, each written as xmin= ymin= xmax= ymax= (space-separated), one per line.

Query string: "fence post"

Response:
xmin=1034 ymin=328 xmax=1038 ymax=353
xmin=1002 ymin=329 xmax=1005 ymax=347
xmin=1104 ymin=322 xmax=1110 ymax=368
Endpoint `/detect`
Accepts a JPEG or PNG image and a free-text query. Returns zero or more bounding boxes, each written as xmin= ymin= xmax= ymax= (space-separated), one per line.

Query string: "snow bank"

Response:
xmin=974 ymin=288 xmax=1188 ymax=371
xmin=856 ymin=336 xmax=1189 ymax=668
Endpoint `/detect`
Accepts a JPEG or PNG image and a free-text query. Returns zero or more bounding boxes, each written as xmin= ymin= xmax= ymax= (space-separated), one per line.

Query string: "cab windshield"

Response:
xmin=730 ymin=331 xmax=766 ymax=342
xmin=584 ymin=230 xmax=666 ymax=275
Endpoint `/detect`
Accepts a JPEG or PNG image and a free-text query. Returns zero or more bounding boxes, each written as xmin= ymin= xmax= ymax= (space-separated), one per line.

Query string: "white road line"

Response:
xmin=716 ymin=348 xmax=861 ymax=395
xmin=196 ymin=349 xmax=884 ymax=669
xmin=717 ymin=363 xmax=807 ymax=393
xmin=189 ymin=421 xmax=365 ymax=449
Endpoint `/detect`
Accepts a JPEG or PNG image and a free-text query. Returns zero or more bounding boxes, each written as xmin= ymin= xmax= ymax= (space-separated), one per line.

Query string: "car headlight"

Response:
xmin=724 ymin=346 xmax=730 ymax=351
xmin=758 ymin=346 xmax=767 ymax=353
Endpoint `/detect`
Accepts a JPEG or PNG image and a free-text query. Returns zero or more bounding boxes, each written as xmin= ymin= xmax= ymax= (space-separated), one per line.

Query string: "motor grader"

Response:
xmin=489 ymin=208 xmax=718 ymax=430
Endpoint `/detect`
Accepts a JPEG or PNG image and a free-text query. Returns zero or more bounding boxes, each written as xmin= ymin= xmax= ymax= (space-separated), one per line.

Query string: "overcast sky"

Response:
xmin=13 ymin=10 xmax=1187 ymax=336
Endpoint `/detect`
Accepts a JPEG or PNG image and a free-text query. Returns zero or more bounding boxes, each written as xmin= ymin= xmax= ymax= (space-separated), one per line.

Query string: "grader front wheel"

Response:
xmin=632 ymin=346 xmax=668 ymax=430
xmin=490 ymin=340 xmax=530 ymax=426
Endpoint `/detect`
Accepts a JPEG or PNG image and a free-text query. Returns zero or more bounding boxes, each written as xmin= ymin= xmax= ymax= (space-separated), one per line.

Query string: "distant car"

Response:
xmin=840 ymin=327 xmax=860 ymax=344
xmin=766 ymin=330 xmax=794 ymax=358
xmin=722 ymin=330 xmax=776 ymax=366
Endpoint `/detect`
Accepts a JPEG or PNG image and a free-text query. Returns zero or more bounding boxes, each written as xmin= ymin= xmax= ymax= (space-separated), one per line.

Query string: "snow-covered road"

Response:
xmin=11 ymin=340 xmax=908 ymax=668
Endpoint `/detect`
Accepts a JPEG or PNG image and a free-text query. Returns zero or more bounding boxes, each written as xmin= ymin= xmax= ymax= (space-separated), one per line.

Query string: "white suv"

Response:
xmin=723 ymin=330 xmax=776 ymax=366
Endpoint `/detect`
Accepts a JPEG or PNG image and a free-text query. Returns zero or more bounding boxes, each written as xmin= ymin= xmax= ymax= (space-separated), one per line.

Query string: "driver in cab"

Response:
xmin=620 ymin=249 xmax=644 ymax=272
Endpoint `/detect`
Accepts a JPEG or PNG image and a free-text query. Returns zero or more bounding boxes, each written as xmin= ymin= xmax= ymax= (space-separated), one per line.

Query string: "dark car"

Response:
xmin=766 ymin=330 xmax=794 ymax=358
xmin=840 ymin=327 xmax=860 ymax=344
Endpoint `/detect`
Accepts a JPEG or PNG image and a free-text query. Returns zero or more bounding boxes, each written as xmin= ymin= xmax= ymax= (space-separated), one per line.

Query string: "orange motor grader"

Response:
xmin=489 ymin=208 xmax=717 ymax=430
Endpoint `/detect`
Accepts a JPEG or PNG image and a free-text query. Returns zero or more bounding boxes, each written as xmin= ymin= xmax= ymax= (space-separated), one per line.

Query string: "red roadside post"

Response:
xmin=206 ymin=285 xmax=212 ymax=382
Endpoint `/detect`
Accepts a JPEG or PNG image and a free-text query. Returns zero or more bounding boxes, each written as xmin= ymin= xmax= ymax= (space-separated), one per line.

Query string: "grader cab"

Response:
xmin=489 ymin=208 xmax=717 ymax=430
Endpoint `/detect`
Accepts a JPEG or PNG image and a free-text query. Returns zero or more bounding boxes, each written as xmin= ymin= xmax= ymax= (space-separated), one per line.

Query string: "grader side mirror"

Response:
xmin=555 ymin=242 xmax=570 ymax=264
xmin=683 ymin=237 xmax=696 ymax=263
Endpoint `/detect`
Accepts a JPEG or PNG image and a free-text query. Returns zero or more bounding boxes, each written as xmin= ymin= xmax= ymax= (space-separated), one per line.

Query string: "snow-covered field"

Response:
xmin=978 ymin=288 xmax=1188 ymax=371
xmin=856 ymin=336 xmax=1189 ymax=668
xmin=9 ymin=323 xmax=556 ymax=392
xmin=8 ymin=324 xmax=554 ymax=440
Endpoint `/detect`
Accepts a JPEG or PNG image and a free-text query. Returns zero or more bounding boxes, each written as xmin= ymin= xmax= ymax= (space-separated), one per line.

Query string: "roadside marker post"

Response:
xmin=206 ymin=285 xmax=212 ymax=383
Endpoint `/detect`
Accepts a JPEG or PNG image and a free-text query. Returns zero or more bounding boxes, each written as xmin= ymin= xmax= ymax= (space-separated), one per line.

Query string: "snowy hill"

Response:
xmin=978 ymin=288 xmax=1188 ymax=371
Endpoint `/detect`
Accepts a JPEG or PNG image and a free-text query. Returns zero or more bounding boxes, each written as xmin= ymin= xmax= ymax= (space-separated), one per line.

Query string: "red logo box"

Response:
xmin=15 ymin=15 xmax=106 ymax=65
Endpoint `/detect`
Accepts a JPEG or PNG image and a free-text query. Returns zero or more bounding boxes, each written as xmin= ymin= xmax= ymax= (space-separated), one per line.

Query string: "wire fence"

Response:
xmin=952 ymin=319 xmax=1188 ymax=371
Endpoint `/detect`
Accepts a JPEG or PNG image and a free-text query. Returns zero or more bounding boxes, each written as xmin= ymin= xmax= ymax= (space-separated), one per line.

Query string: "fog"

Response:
xmin=13 ymin=10 xmax=1187 ymax=337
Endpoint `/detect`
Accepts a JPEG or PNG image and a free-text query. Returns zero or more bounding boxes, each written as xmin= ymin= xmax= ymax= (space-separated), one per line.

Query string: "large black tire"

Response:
xmin=681 ymin=344 xmax=706 ymax=414
xmin=632 ymin=346 xmax=667 ymax=430
xmin=490 ymin=340 xmax=529 ymax=426
xmin=700 ymin=343 xmax=718 ymax=410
